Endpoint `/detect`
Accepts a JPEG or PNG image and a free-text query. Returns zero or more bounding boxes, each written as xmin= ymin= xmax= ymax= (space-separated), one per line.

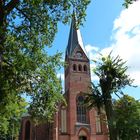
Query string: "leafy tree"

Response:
xmin=85 ymin=53 xmax=134 ymax=140
xmin=114 ymin=95 xmax=140 ymax=140
xmin=0 ymin=97 xmax=27 ymax=139
xmin=0 ymin=0 xmax=90 ymax=136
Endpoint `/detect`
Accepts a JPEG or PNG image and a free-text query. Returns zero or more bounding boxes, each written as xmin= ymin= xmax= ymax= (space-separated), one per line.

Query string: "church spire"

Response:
xmin=65 ymin=18 xmax=87 ymax=59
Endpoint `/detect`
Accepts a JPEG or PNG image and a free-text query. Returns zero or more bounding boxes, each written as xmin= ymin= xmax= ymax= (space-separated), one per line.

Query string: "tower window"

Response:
xmin=73 ymin=64 xmax=77 ymax=71
xmin=78 ymin=64 xmax=82 ymax=71
xmin=83 ymin=65 xmax=87 ymax=72
xmin=77 ymin=96 xmax=87 ymax=123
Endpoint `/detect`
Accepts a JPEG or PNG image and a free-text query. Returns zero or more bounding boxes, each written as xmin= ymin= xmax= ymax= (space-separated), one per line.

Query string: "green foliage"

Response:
xmin=0 ymin=97 xmax=27 ymax=139
xmin=123 ymin=0 xmax=137 ymax=8
xmin=114 ymin=95 xmax=140 ymax=140
xmin=89 ymin=53 xmax=134 ymax=105
xmin=86 ymin=53 xmax=134 ymax=140
xmin=4 ymin=0 xmax=90 ymax=47
xmin=94 ymin=53 xmax=133 ymax=96
xmin=0 ymin=0 xmax=90 ymax=136
xmin=85 ymin=83 xmax=104 ymax=113
xmin=1 ymin=31 xmax=64 ymax=123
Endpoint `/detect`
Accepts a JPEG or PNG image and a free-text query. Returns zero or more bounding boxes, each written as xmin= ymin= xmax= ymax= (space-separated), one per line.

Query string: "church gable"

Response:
xmin=71 ymin=44 xmax=89 ymax=61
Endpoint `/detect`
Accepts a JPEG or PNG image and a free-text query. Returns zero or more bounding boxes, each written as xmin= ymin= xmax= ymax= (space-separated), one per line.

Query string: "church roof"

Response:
xmin=65 ymin=19 xmax=87 ymax=58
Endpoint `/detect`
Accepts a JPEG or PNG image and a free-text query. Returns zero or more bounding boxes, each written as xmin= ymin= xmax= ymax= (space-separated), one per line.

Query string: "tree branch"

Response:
xmin=4 ymin=0 xmax=20 ymax=15
xmin=16 ymin=7 xmax=30 ymax=20
xmin=0 ymin=0 xmax=3 ymax=8
xmin=0 ymin=0 xmax=4 ymax=25
xmin=115 ymin=93 xmax=121 ymax=99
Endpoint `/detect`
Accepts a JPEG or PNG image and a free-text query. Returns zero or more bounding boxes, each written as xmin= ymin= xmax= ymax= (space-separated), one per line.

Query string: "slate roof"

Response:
xmin=65 ymin=19 xmax=87 ymax=58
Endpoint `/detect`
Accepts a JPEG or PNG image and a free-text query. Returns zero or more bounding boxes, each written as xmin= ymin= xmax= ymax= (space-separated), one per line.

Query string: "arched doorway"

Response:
xmin=78 ymin=129 xmax=88 ymax=140
xmin=79 ymin=136 xmax=87 ymax=140
xmin=25 ymin=120 xmax=31 ymax=140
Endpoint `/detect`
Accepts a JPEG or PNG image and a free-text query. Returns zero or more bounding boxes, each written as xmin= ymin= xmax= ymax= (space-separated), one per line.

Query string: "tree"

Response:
xmin=85 ymin=53 xmax=134 ymax=140
xmin=0 ymin=97 xmax=27 ymax=139
xmin=114 ymin=95 xmax=140 ymax=140
xmin=0 ymin=0 xmax=90 ymax=136
xmin=123 ymin=0 xmax=137 ymax=8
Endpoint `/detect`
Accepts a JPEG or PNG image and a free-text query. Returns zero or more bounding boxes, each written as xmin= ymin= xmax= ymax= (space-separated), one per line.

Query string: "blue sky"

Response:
xmin=49 ymin=0 xmax=140 ymax=100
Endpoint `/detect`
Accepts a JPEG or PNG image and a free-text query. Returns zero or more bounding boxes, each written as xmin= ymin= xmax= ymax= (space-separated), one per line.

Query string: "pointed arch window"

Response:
xmin=78 ymin=64 xmax=82 ymax=71
xmin=61 ymin=106 xmax=67 ymax=133
xmin=73 ymin=64 xmax=77 ymax=71
xmin=83 ymin=65 xmax=87 ymax=72
xmin=77 ymin=96 xmax=87 ymax=123
xmin=25 ymin=120 xmax=31 ymax=140
xmin=96 ymin=111 xmax=102 ymax=133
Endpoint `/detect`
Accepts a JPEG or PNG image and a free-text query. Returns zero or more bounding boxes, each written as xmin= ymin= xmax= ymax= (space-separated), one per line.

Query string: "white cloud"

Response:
xmin=90 ymin=63 xmax=99 ymax=81
xmin=85 ymin=44 xmax=99 ymax=53
xmin=85 ymin=1 xmax=140 ymax=86
xmin=111 ymin=1 xmax=140 ymax=86
xmin=114 ymin=1 xmax=140 ymax=32
xmin=57 ymin=73 xmax=64 ymax=81
xmin=85 ymin=44 xmax=100 ymax=60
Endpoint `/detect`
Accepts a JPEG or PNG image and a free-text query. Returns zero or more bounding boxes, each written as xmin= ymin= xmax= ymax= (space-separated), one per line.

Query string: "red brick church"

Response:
xmin=20 ymin=19 xmax=108 ymax=140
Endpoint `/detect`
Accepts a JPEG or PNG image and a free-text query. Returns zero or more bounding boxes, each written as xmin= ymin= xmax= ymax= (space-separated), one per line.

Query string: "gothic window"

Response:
xmin=78 ymin=64 xmax=82 ymax=71
xmin=96 ymin=112 xmax=102 ymax=133
xmin=73 ymin=64 xmax=77 ymax=71
xmin=61 ymin=107 xmax=67 ymax=133
xmin=46 ymin=121 xmax=53 ymax=140
xmin=83 ymin=65 xmax=87 ymax=72
xmin=25 ymin=120 xmax=31 ymax=140
xmin=77 ymin=96 xmax=87 ymax=123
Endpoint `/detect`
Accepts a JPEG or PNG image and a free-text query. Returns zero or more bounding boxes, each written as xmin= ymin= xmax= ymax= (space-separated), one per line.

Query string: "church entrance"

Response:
xmin=79 ymin=136 xmax=87 ymax=140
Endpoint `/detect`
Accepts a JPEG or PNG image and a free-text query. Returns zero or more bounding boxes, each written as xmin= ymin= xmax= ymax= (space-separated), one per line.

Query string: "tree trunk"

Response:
xmin=0 ymin=1 xmax=5 ymax=71
xmin=100 ymin=76 xmax=117 ymax=140
xmin=104 ymin=93 xmax=117 ymax=140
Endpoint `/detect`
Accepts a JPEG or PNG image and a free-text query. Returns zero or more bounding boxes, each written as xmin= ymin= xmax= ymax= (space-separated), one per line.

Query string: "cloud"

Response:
xmin=85 ymin=44 xmax=100 ymax=60
xmin=85 ymin=1 xmax=140 ymax=86
xmin=85 ymin=44 xmax=99 ymax=53
xmin=57 ymin=73 xmax=64 ymax=81
xmin=90 ymin=63 xmax=99 ymax=81
xmin=111 ymin=0 xmax=140 ymax=86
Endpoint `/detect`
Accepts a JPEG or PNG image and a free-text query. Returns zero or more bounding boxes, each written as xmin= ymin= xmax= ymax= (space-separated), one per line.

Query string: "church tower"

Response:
xmin=57 ymin=19 xmax=108 ymax=140
xmin=19 ymin=19 xmax=108 ymax=140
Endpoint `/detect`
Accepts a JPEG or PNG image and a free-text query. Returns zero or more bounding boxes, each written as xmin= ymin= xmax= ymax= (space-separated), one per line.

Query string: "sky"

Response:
xmin=49 ymin=0 xmax=140 ymax=100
